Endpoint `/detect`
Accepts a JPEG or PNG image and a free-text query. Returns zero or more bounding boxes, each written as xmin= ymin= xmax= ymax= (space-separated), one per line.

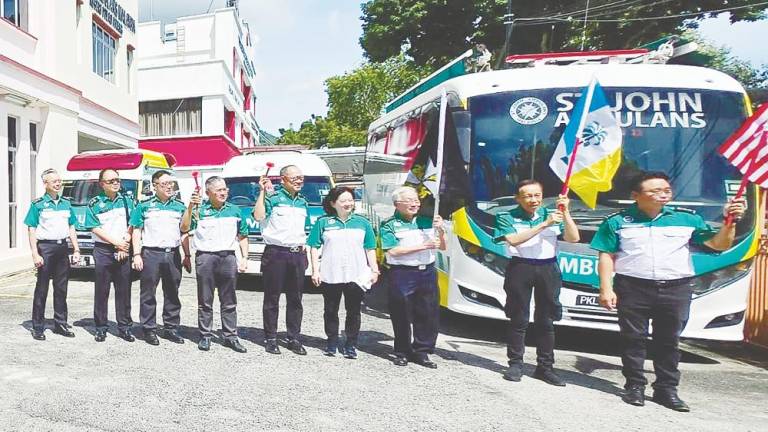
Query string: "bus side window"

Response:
xmin=452 ymin=110 xmax=471 ymax=165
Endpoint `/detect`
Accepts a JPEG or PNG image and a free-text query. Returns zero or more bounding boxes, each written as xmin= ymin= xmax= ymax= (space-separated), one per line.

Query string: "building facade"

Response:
xmin=137 ymin=6 xmax=259 ymax=169
xmin=0 ymin=0 xmax=139 ymax=275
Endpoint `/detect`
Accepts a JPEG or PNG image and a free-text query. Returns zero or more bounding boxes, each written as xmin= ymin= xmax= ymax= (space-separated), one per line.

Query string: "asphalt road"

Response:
xmin=1 ymin=270 xmax=767 ymax=431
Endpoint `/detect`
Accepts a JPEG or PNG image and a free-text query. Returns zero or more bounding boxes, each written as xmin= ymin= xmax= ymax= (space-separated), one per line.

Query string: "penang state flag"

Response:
xmin=548 ymin=78 xmax=623 ymax=208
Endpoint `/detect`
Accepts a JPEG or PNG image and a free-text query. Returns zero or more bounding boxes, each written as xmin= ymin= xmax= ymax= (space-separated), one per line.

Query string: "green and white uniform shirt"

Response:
xmin=24 ymin=193 xmax=77 ymax=240
xmin=493 ymin=206 xmax=563 ymax=259
xmin=307 ymin=214 xmax=376 ymax=284
xmin=262 ymin=188 xmax=311 ymax=247
xmin=129 ymin=196 xmax=186 ymax=248
xmin=190 ymin=201 xmax=249 ymax=252
xmin=380 ymin=213 xmax=435 ymax=266
xmin=83 ymin=193 xmax=135 ymax=244
xmin=590 ymin=204 xmax=717 ymax=280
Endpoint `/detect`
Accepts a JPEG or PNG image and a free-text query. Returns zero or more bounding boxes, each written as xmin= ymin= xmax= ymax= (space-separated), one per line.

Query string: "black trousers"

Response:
xmin=261 ymin=246 xmax=307 ymax=341
xmin=321 ymin=282 xmax=364 ymax=346
xmin=139 ymin=248 xmax=182 ymax=331
xmin=196 ymin=251 xmax=238 ymax=340
xmin=615 ymin=274 xmax=694 ymax=391
xmin=93 ymin=244 xmax=133 ymax=331
xmin=503 ymin=258 xmax=562 ymax=369
xmin=387 ymin=264 xmax=439 ymax=359
xmin=32 ymin=241 xmax=70 ymax=330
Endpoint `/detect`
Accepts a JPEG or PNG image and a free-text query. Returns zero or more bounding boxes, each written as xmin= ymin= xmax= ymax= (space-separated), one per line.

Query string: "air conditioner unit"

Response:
xmin=164 ymin=24 xmax=177 ymax=42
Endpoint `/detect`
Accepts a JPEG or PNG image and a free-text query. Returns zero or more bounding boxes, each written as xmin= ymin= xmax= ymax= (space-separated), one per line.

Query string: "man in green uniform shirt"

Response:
xmin=24 ymin=168 xmax=80 ymax=340
xmin=591 ymin=171 xmax=745 ymax=411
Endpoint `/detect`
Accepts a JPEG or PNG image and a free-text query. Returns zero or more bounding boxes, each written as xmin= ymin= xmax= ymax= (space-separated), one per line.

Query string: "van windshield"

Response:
xmin=226 ymin=176 xmax=332 ymax=207
xmin=62 ymin=180 xmax=139 ymax=205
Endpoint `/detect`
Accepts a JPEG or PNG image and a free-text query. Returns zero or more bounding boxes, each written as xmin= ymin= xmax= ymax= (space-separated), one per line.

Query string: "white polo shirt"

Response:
xmin=129 ymin=196 xmax=186 ymax=248
xmin=307 ymin=214 xmax=376 ymax=283
xmin=380 ymin=213 xmax=436 ymax=267
xmin=493 ymin=206 xmax=563 ymax=259
xmin=261 ymin=188 xmax=310 ymax=247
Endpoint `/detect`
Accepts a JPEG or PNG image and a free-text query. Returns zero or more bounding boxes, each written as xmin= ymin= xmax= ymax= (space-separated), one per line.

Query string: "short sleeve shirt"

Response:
xmin=493 ymin=206 xmax=563 ymax=259
xmin=307 ymin=213 xmax=376 ymax=283
xmin=190 ymin=201 xmax=249 ymax=252
xmin=590 ymin=204 xmax=717 ymax=280
xmin=129 ymin=196 xmax=186 ymax=248
xmin=24 ymin=193 xmax=77 ymax=240
xmin=379 ymin=213 xmax=435 ymax=266
xmin=84 ymin=192 xmax=135 ymax=244
xmin=261 ymin=188 xmax=310 ymax=247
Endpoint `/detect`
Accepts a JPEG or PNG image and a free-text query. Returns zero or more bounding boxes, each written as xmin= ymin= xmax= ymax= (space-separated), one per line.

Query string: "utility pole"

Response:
xmin=496 ymin=0 xmax=514 ymax=69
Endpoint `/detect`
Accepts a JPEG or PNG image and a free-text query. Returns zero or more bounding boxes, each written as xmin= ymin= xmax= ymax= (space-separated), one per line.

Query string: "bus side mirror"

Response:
xmin=452 ymin=111 xmax=471 ymax=164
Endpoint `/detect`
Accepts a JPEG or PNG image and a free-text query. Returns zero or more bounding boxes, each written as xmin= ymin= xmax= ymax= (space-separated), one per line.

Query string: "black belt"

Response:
xmin=196 ymin=250 xmax=236 ymax=257
xmin=615 ymin=274 xmax=695 ymax=287
xmin=509 ymin=256 xmax=557 ymax=265
xmin=265 ymin=244 xmax=304 ymax=253
xmin=38 ymin=239 xmax=67 ymax=245
xmin=143 ymin=246 xmax=178 ymax=253
xmin=388 ymin=263 xmax=434 ymax=271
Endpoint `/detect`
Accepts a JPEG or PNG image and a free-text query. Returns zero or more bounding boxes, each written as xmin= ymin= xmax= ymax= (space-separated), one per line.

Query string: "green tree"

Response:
xmin=278 ymin=55 xmax=429 ymax=147
xmin=360 ymin=0 xmax=765 ymax=67
xmin=685 ymin=30 xmax=768 ymax=89
xmin=325 ymin=55 xmax=430 ymax=131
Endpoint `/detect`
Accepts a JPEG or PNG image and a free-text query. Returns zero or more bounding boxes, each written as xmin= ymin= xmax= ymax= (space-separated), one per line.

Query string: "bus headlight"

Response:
xmin=690 ymin=259 xmax=752 ymax=298
xmin=458 ymin=239 xmax=508 ymax=276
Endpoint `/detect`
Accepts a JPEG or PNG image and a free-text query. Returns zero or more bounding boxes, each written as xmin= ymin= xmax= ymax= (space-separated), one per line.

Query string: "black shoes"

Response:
xmin=503 ymin=364 xmax=523 ymax=382
xmin=163 ymin=328 xmax=184 ymax=344
xmin=94 ymin=330 xmax=107 ymax=342
xmin=118 ymin=329 xmax=135 ymax=342
xmin=286 ymin=339 xmax=307 ymax=355
xmin=393 ymin=356 xmax=408 ymax=367
xmin=533 ymin=367 xmax=566 ymax=387
xmin=343 ymin=346 xmax=357 ymax=360
xmin=265 ymin=339 xmax=281 ymax=355
xmin=411 ymin=355 xmax=437 ymax=369
xmin=53 ymin=324 xmax=75 ymax=338
xmin=31 ymin=329 xmax=46 ymax=341
xmin=224 ymin=338 xmax=247 ymax=353
xmin=622 ymin=385 xmax=646 ymax=406
xmin=324 ymin=340 xmax=338 ymax=356
xmin=145 ymin=330 xmax=160 ymax=346
xmin=198 ymin=336 xmax=211 ymax=351
xmin=652 ymin=390 xmax=691 ymax=412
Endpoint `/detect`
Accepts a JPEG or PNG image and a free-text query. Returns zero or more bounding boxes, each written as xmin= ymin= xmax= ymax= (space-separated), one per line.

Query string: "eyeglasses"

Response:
xmin=211 ymin=187 xmax=229 ymax=193
xmin=397 ymin=199 xmax=421 ymax=204
xmin=283 ymin=175 xmax=304 ymax=183
xmin=641 ymin=188 xmax=673 ymax=196
xmin=153 ymin=181 xmax=175 ymax=188
xmin=102 ymin=178 xmax=121 ymax=185
xmin=520 ymin=194 xmax=542 ymax=200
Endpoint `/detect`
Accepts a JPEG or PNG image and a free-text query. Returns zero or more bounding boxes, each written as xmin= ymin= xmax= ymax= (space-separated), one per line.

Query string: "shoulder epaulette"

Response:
xmin=60 ymin=196 xmax=71 ymax=201
xmin=672 ymin=206 xmax=696 ymax=214
xmin=172 ymin=198 xmax=184 ymax=205
xmin=139 ymin=197 xmax=154 ymax=203
xmin=605 ymin=209 xmax=625 ymax=220
xmin=32 ymin=197 xmax=43 ymax=204
xmin=88 ymin=196 xmax=101 ymax=207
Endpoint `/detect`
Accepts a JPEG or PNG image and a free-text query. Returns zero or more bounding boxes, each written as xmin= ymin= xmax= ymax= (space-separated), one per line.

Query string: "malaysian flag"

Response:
xmin=718 ymin=104 xmax=768 ymax=188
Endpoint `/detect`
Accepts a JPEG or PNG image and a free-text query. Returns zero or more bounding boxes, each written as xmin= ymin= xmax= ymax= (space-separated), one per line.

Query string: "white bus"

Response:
xmin=363 ymin=50 xmax=762 ymax=341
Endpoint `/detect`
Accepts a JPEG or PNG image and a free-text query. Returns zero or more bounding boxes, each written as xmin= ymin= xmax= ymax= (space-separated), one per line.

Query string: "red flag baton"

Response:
xmin=191 ymin=171 xmax=200 ymax=192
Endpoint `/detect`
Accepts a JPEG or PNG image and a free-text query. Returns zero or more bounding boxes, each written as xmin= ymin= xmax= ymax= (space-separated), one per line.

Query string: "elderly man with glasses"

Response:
xmin=379 ymin=185 xmax=446 ymax=368
xmin=130 ymin=170 xmax=190 ymax=346
xmin=83 ymin=168 xmax=135 ymax=342
xmin=253 ymin=165 xmax=312 ymax=355
xmin=24 ymin=168 xmax=80 ymax=340
xmin=182 ymin=176 xmax=249 ymax=353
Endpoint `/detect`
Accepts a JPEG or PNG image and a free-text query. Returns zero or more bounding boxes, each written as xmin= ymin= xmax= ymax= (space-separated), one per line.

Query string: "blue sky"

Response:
xmin=138 ymin=1 xmax=767 ymax=135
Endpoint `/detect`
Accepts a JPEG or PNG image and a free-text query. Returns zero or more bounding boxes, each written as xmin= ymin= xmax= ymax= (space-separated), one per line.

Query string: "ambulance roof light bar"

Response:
xmin=505 ymin=49 xmax=651 ymax=67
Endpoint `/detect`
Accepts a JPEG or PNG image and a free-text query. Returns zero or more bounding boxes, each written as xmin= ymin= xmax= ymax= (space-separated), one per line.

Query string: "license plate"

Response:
xmin=70 ymin=255 xmax=92 ymax=268
xmin=575 ymin=294 xmax=600 ymax=307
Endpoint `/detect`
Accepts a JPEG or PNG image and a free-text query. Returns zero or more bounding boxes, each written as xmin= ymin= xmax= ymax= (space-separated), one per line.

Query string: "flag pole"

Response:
xmin=724 ymin=131 xmax=764 ymax=225
xmin=433 ymin=88 xmax=448 ymax=219
xmin=559 ymin=77 xmax=597 ymax=209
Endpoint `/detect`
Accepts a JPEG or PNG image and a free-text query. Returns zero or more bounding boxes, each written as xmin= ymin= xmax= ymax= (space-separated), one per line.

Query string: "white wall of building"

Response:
xmin=0 ymin=0 xmax=138 ymax=276
xmin=137 ymin=7 xmax=259 ymax=148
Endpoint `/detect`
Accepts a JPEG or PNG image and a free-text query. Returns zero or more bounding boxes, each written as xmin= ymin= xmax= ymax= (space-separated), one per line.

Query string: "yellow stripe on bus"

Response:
xmin=437 ymin=269 xmax=449 ymax=307
xmin=452 ymin=207 xmax=480 ymax=245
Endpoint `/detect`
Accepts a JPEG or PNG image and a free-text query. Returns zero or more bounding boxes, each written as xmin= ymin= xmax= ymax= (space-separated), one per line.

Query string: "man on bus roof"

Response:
xmin=493 ymin=179 xmax=579 ymax=386
xmin=591 ymin=171 xmax=745 ymax=412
